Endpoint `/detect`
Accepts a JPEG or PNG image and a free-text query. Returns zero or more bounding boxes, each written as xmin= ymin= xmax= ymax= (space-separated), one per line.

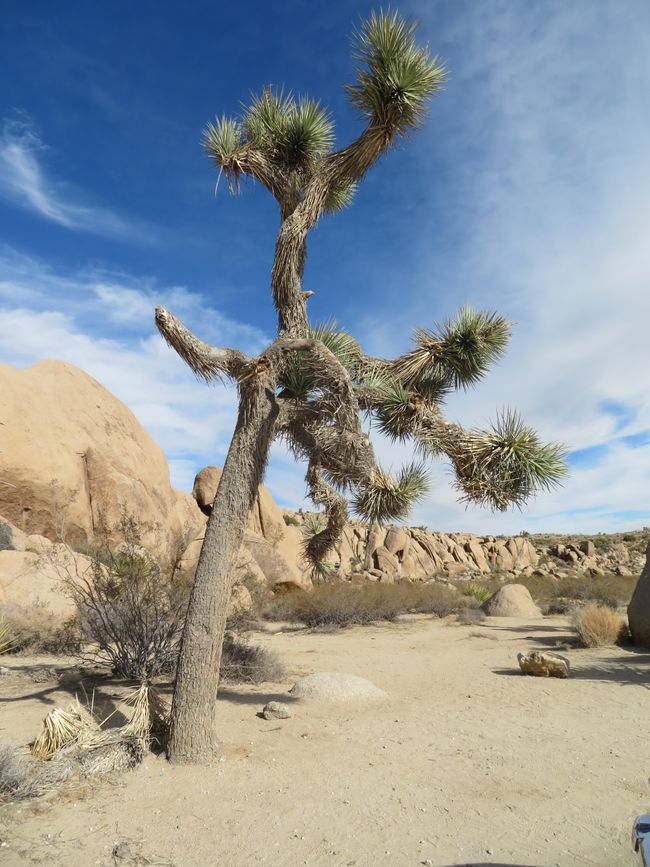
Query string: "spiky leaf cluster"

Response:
xmin=391 ymin=306 xmax=511 ymax=389
xmin=353 ymin=462 xmax=430 ymax=523
xmin=203 ymin=87 xmax=335 ymax=181
xmin=245 ymin=89 xmax=335 ymax=166
xmin=454 ymin=411 xmax=568 ymax=510
xmin=279 ymin=324 xmax=361 ymax=401
xmin=346 ymin=10 xmax=446 ymax=134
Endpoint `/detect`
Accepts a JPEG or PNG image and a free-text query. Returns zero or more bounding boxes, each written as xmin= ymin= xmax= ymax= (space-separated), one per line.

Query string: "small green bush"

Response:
xmin=282 ymin=514 xmax=300 ymax=526
xmin=463 ymin=584 xmax=492 ymax=604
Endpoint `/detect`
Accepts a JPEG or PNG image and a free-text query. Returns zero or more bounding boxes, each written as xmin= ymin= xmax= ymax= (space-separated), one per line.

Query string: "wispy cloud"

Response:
xmin=351 ymin=0 xmax=650 ymax=533
xmin=0 ymin=248 xmax=269 ymax=490
xmin=0 ymin=116 xmax=152 ymax=242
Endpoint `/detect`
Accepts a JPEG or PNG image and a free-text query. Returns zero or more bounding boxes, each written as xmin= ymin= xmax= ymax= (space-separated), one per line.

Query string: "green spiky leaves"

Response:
xmin=455 ymin=410 xmax=568 ymax=511
xmin=392 ymin=307 xmax=511 ymax=390
xmin=373 ymin=379 xmax=415 ymax=442
xmin=323 ymin=179 xmax=358 ymax=213
xmin=279 ymin=323 xmax=361 ymax=400
xmin=347 ymin=10 xmax=446 ymax=135
xmin=245 ymin=89 xmax=335 ymax=166
xmin=353 ymin=463 xmax=430 ymax=523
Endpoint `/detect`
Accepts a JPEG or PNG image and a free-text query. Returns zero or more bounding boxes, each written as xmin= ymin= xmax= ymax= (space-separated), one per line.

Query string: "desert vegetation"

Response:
xmin=572 ymin=603 xmax=625 ymax=648
xmin=154 ymin=8 xmax=567 ymax=764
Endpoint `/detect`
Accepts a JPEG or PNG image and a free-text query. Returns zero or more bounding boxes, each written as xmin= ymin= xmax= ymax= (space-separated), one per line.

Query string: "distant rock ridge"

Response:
xmin=0 ymin=360 xmax=645 ymax=611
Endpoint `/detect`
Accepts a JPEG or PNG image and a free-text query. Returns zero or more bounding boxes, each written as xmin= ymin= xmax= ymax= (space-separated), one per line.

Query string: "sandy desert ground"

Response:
xmin=0 ymin=615 xmax=648 ymax=867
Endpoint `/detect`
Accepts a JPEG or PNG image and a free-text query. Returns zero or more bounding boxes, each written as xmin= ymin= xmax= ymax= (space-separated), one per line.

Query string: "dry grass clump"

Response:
xmin=0 ymin=604 xmax=81 ymax=655
xmin=572 ymin=604 xmax=624 ymax=648
xmin=28 ymin=684 xmax=169 ymax=789
xmin=220 ymin=632 xmax=285 ymax=684
xmin=0 ymin=744 xmax=45 ymax=801
xmin=0 ymin=616 xmax=15 ymax=654
xmin=269 ymin=580 xmax=465 ymax=628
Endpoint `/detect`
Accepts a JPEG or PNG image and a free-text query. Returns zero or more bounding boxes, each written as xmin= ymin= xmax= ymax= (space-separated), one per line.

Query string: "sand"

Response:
xmin=0 ymin=615 xmax=648 ymax=866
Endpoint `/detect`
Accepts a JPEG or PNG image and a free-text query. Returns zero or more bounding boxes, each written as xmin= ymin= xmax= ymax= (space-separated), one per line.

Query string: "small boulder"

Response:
xmin=289 ymin=672 xmax=387 ymax=702
xmin=482 ymin=584 xmax=542 ymax=618
xmin=580 ymin=540 xmax=596 ymax=557
xmin=518 ymin=651 xmax=570 ymax=678
xmin=262 ymin=701 xmax=292 ymax=720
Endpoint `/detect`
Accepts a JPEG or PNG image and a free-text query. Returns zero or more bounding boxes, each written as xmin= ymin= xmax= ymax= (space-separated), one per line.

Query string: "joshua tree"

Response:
xmin=156 ymin=10 xmax=566 ymax=763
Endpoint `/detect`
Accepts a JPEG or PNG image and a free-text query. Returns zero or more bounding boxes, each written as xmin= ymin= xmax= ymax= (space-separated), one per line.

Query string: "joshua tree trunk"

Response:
xmin=156 ymin=11 xmax=565 ymax=766
xmin=167 ymin=381 xmax=279 ymax=763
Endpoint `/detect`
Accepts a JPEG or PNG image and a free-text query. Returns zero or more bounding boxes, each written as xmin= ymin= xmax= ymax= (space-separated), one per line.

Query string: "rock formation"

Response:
xmin=628 ymin=541 xmax=650 ymax=646
xmin=0 ymin=361 xmax=202 ymax=564
xmin=518 ymin=651 xmax=570 ymax=678
xmin=482 ymin=584 xmax=543 ymax=618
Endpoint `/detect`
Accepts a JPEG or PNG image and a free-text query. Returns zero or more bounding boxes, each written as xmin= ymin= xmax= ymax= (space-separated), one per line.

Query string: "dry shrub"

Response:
xmin=517 ymin=572 xmax=637 ymax=612
xmin=219 ymin=632 xmax=285 ymax=684
xmin=0 ymin=743 xmax=73 ymax=802
xmin=457 ymin=607 xmax=487 ymax=625
xmin=59 ymin=517 xmax=188 ymax=680
xmin=0 ymin=744 xmax=43 ymax=801
xmin=0 ymin=604 xmax=81 ymax=655
xmin=270 ymin=580 xmax=465 ymax=628
xmin=572 ymin=603 xmax=624 ymax=648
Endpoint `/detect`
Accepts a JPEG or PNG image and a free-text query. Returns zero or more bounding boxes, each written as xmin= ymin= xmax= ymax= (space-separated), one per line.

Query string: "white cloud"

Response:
xmin=353 ymin=0 xmax=650 ymax=532
xmin=0 ymin=250 xmax=270 ymax=491
xmin=0 ymin=117 xmax=152 ymax=241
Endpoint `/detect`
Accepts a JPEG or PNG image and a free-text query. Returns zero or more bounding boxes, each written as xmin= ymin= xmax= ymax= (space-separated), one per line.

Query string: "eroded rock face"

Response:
xmin=628 ymin=542 xmax=650 ymax=647
xmin=518 ymin=651 xmax=570 ymax=678
xmin=192 ymin=465 xmax=286 ymax=542
xmin=0 ymin=361 xmax=203 ymax=564
xmin=482 ymin=584 xmax=543 ymax=618
xmin=0 ymin=526 xmax=88 ymax=617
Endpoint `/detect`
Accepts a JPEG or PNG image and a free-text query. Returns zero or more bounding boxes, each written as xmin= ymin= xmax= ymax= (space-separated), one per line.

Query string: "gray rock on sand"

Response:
xmin=289 ymin=672 xmax=387 ymax=702
xmin=262 ymin=701 xmax=292 ymax=720
xmin=518 ymin=651 xmax=570 ymax=678
xmin=482 ymin=584 xmax=542 ymax=618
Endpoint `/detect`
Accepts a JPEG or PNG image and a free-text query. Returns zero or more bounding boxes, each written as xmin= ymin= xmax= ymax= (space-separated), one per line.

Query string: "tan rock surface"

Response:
xmin=0 ymin=540 xmax=89 ymax=617
xmin=518 ymin=650 xmax=570 ymax=678
xmin=0 ymin=360 xmax=202 ymax=561
xmin=628 ymin=541 xmax=650 ymax=646
xmin=192 ymin=465 xmax=287 ymax=543
xmin=482 ymin=583 xmax=543 ymax=618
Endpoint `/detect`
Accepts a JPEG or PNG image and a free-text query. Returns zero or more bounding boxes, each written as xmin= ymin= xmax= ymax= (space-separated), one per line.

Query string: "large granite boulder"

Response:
xmin=482 ymin=584 xmax=543 ymax=618
xmin=0 ymin=360 xmax=203 ymax=563
xmin=192 ymin=465 xmax=287 ymax=542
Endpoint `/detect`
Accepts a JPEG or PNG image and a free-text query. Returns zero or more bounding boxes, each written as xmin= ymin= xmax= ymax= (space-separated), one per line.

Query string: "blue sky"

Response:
xmin=1 ymin=0 xmax=649 ymax=534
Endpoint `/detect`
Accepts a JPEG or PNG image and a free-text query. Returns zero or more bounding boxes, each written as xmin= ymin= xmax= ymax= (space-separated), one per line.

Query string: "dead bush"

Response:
xmin=219 ymin=632 xmax=285 ymax=684
xmin=269 ymin=580 xmax=465 ymax=628
xmin=0 ymin=744 xmax=50 ymax=802
xmin=0 ymin=604 xmax=81 ymax=655
xmin=59 ymin=516 xmax=188 ymax=680
xmin=572 ymin=603 xmax=624 ymax=648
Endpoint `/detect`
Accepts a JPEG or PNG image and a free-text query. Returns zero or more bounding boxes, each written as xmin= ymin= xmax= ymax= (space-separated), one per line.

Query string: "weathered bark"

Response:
xmin=167 ymin=379 xmax=279 ymax=763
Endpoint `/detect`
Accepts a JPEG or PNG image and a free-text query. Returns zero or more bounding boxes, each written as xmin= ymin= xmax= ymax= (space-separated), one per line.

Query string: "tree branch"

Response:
xmin=155 ymin=307 xmax=249 ymax=382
